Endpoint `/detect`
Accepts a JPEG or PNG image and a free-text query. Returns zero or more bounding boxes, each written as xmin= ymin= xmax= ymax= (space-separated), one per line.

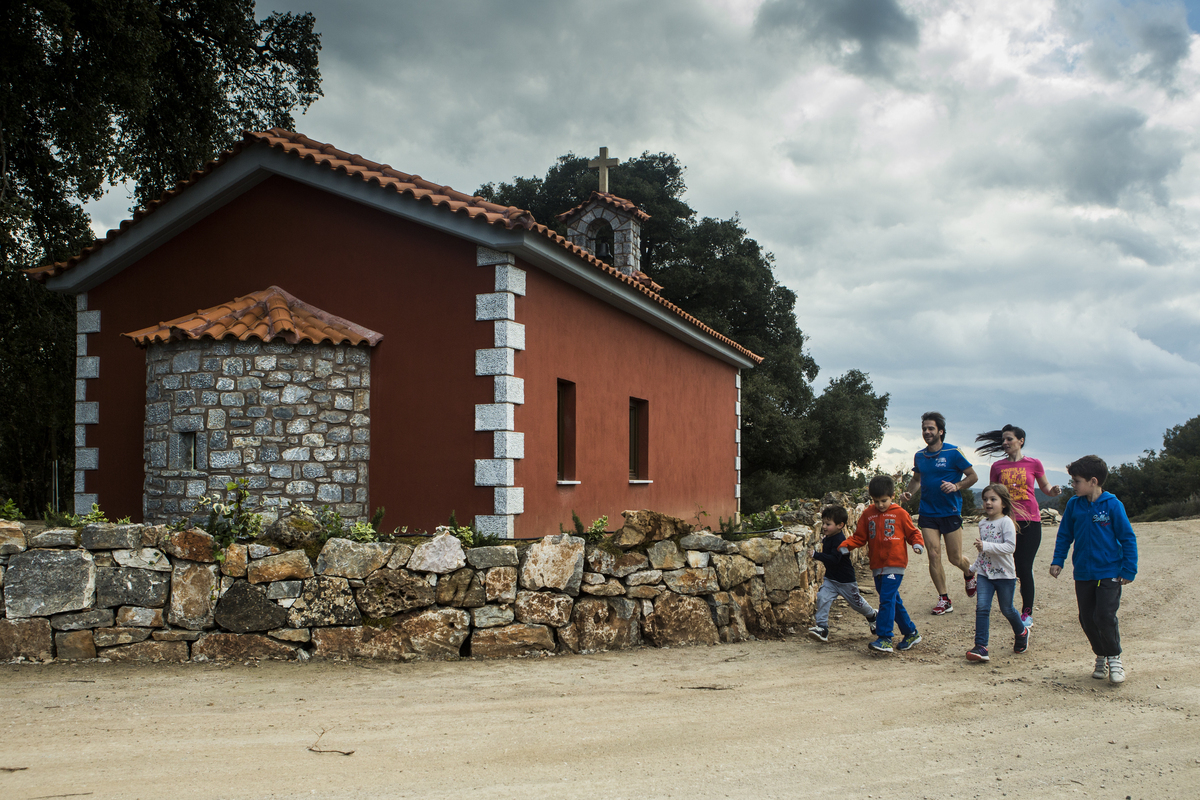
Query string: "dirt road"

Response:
xmin=2 ymin=520 xmax=1197 ymax=799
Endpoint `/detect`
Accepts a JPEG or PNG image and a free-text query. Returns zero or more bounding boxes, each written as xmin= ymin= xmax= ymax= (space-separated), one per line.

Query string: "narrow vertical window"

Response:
xmin=629 ymin=397 xmax=648 ymax=480
xmin=557 ymin=380 xmax=576 ymax=482
xmin=183 ymin=432 xmax=197 ymax=471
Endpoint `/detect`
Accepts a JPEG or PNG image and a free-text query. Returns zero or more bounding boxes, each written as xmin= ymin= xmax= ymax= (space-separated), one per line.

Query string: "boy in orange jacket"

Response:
xmin=839 ymin=475 xmax=926 ymax=654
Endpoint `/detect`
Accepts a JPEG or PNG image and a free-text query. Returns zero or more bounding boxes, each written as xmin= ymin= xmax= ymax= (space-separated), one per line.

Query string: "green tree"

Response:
xmin=1 ymin=0 xmax=322 ymax=514
xmin=1103 ymin=413 xmax=1200 ymax=518
xmin=481 ymin=153 xmax=888 ymax=511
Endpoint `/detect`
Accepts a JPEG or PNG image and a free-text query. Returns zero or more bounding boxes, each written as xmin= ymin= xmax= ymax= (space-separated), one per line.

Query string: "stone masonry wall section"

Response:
xmin=141 ymin=339 xmax=371 ymax=524
xmin=0 ymin=500 xmax=867 ymax=664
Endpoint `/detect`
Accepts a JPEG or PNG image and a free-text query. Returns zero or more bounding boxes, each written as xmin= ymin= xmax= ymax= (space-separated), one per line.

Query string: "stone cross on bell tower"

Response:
xmin=588 ymin=147 xmax=619 ymax=193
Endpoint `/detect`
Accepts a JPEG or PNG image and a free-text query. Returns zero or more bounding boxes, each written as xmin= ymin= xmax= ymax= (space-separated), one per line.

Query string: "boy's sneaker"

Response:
xmin=932 ymin=596 xmax=953 ymax=615
xmin=807 ymin=625 xmax=829 ymax=643
xmin=965 ymin=645 xmax=990 ymax=662
xmin=868 ymin=637 xmax=894 ymax=654
xmin=1108 ymin=655 xmax=1126 ymax=684
xmin=1014 ymin=627 xmax=1029 ymax=654
xmin=897 ymin=633 xmax=922 ymax=651
xmin=867 ymin=613 xmax=878 ymax=635
xmin=1092 ymin=656 xmax=1108 ymax=679
xmin=965 ymin=572 xmax=978 ymax=598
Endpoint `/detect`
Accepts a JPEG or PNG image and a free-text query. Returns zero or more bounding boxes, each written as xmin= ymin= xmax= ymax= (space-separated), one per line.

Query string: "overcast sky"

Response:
xmin=89 ymin=0 xmax=1200 ymax=485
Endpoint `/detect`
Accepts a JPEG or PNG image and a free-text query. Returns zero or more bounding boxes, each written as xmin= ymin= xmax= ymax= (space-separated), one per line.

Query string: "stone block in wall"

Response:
xmin=771 ymin=589 xmax=811 ymax=627
xmin=584 ymin=547 xmax=638 ymax=578
xmin=625 ymin=585 xmax=663 ymax=600
xmin=102 ymin=640 xmax=190 ymax=662
xmin=112 ymin=548 xmax=171 ymax=572
xmin=51 ymin=608 xmax=114 ymax=631
xmin=152 ymin=630 xmax=201 ymax=642
xmin=470 ymin=623 xmax=555 ymax=658
xmin=737 ymin=538 xmax=781 ymax=565
xmin=484 ymin=566 xmax=517 ymax=603
xmin=712 ymin=554 xmax=757 ymax=591
xmin=519 ymin=534 xmax=584 ymax=596
xmin=94 ymin=627 xmax=152 ymax=647
xmin=407 ymin=533 xmax=466 ymax=574
xmin=613 ymin=511 xmax=692 ymax=549
xmin=471 ymin=605 xmax=515 ymax=629
xmin=686 ymin=550 xmax=711 ymax=568
xmin=394 ymin=607 xmax=470 ymax=660
xmin=55 ymin=630 xmax=97 ymax=660
xmin=268 ymin=628 xmax=309 ymax=643
xmin=310 ymin=625 xmax=412 ymax=661
xmin=162 ymin=529 xmax=217 ymax=562
xmin=571 ymin=597 xmax=641 ymax=652
xmin=0 ymin=520 xmax=27 ymax=555
xmin=679 ymin=532 xmax=735 ymax=553
xmin=168 ymin=562 xmax=219 ymax=630
xmin=662 ymin=568 xmax=720 ymax=595
xmin=214 ymin=581 xmax=288 ymax=633
xmin=4 ymin=550 xmax=96 ymax=617
xmin=116 ymin=606 xmax=165 ymax=627
xmin=316 ymin=538 xmax=392 ymax=579
xmin=644 ymin=540 xmax=685 ymax=570
xmin=581 ymin=579 xmax=625 ymax=596
xmin=221 ymin=544 xmax=248 ymax=577
xmin=287 ymin=576 xmax=361 ymax=628
xmin=354 ymin=569 xmax=434 ymax=617
xmin=435 ymin=568 xmax=486 ymax=608
xmin=730 ymin=577 xmax=778 ymax=639
xmin=96 ymin=567 xmax=171 ymax=608
xmin=763 ymin=547 xmax=803 ymax=592
xmin=385 ymin=544 xmax=413 ymax=570
xmin=0 ymin=618 xmax=54 ymax=661
xmin=28 ymin=528 xmax=81 ymax=548
xmin=247 ymin=550 xmax=314 ymax=584
xmin=625 ymin=570 xmax=663 ymax=586
xmin=514 ymin=591 xmax=574 ymax=627
xmin=466 ymin=545 xmax=518 ymax=569
xmin=192 ymin=632 xmax=298 ymax=661
xmin=643 ymin=592 xmax=719 ymax=647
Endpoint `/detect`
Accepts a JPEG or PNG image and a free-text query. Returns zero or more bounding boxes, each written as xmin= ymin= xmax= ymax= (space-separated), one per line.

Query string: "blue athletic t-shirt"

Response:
xmin=914 ymin=443 xmax=972 ymax=517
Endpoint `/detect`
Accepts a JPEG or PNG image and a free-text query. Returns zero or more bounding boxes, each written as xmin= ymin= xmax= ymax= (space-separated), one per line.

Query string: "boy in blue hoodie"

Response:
xmin=1049 ymin=455 xmax=1138 ymax=684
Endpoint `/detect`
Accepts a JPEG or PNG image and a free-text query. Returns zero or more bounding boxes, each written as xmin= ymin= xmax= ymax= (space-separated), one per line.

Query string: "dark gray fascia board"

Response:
xmin=47 ymin=142 xmax=756 ymax=369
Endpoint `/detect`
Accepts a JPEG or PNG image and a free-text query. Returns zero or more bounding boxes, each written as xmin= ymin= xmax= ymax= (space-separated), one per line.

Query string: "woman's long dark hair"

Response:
xmin=975 ymin=424 xmax=1026 ymax=458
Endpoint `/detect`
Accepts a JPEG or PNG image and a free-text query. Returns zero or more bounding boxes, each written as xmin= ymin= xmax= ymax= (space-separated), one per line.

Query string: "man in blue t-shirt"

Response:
xmin=902 ymin=411 xmax=979 ymax=616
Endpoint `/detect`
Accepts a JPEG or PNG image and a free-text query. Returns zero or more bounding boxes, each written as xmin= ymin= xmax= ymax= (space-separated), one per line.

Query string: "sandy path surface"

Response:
xmin=2 ymin=520 xmax=1197 ymax=800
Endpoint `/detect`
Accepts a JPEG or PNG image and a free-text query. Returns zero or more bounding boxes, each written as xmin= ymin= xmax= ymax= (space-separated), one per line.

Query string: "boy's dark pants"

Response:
xmin=1075 ymin=578 xmax=1122 ymax=656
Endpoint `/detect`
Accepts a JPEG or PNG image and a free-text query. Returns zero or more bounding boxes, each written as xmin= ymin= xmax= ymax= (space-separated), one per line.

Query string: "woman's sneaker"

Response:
xmin=868 ymin=637 xmax=894 ymax=654
xmin=1014 ymin=627 xmax=1029 ymax=654
xmin=932 ymin=596 xmax=954 ymax=615
xmin=965 ymin=572 xmax=978 ymax=597
xmin=966 ymin=645 xmax=990 ymax=662
xmin=1108 ymin=655 xmax=1126 ymax=684
xmin=1092 ymin=656 xmax=1108 ymax=679
xmin=1020 ymin=608 xmax=1033 ymax=628
xmin=807 ymin=625 xmax=829 ymax=642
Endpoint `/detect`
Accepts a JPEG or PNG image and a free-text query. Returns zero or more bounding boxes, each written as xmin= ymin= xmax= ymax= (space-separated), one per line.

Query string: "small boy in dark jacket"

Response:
xmin=808 ymin=505 xmax=878 ymax=642
xmin=1050 ymin=455 xmax=1138 ymax=684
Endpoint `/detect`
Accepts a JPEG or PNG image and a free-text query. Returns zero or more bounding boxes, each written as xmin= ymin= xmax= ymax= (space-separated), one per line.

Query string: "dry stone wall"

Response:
xmin=0 ymin=497 xmax=865 ymax=664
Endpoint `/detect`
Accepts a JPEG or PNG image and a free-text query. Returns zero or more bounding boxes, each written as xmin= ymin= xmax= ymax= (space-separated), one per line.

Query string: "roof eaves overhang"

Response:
xmin=46 ymin=142 xmax=756 ymax=370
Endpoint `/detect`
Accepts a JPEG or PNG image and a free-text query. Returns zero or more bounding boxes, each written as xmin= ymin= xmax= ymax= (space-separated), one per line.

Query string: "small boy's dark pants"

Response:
xmin=1075 ymin=578 xmax=1122 ymax=657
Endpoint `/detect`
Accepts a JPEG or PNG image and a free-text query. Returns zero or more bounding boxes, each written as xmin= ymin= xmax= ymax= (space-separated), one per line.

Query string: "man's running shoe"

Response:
xmin=868 ymin=637 xmax=894 ymax=654
xmin=932 ymin=596 xmax=953 ymax=615
xmin=807 ymin=625 xmax=829 ymax=642
xmin=867 ymin=613 xmax=878 ymax=636
xmin=965 ymin=572 xmax=978 ymax=598
xmin=1014 ymin=627 xmax=1029 ymax=654
xmin=966 ymin=645 xmax=989 ymax=662
xmin=1092 ymin=656 xmax=1108 ymax=679
xmin=897 ymin=633 xmax=922 ymax=651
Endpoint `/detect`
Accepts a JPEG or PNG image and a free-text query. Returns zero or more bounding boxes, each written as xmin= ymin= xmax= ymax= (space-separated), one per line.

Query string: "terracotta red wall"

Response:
xmin=84 ymin=175 xmax=495 ymax=531
xmin=514 ymin=264 xmax=740 ymax=536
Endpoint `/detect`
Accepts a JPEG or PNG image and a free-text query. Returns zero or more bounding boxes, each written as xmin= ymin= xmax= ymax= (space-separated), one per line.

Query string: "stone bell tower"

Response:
xmin=556 ymin=147 xmax=651 ymax=278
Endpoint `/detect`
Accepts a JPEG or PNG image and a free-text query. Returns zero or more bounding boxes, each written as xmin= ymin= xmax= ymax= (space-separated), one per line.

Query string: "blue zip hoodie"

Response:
xmin=1051 ymin=491 xmax=1138 ymax=582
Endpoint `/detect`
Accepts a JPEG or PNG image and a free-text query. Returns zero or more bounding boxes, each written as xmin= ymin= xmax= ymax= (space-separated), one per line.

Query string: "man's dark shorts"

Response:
xmin=918 ymin=515 xmax=963 ymax=535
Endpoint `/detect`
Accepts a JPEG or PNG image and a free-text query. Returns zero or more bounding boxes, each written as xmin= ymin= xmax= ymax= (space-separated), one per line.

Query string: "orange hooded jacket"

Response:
xmin=840 ymin=503 xmax=924 ymax=571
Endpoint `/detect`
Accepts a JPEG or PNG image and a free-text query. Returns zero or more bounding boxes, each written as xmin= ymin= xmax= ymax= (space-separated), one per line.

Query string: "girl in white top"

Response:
xmin=965 ymin=484 xmax=1030 ymax=663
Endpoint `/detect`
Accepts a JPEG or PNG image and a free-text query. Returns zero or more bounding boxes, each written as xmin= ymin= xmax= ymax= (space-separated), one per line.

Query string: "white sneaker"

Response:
xmin=1092 ymin=656 xmax=1108 ymax=680
xmin=1108 ymin=655 xmax=1125 ymax=684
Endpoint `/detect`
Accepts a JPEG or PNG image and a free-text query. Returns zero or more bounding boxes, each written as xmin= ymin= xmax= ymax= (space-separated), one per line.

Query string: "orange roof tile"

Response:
xmin=123 ymin=286 xmax=383 ymax=347
xmin=556 ymin=191 xmax=652 ymax=224
xmin=34 ymin=129 xmax=760 ymax=364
